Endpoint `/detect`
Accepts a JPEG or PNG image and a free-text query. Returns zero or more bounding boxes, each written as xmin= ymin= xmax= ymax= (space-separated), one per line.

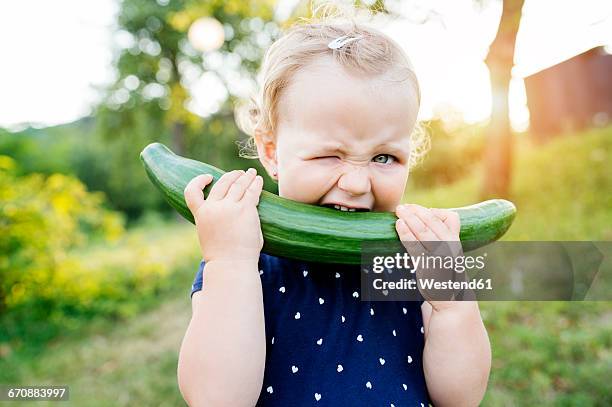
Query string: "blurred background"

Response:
xmin=0 ymin=0 xmax=610 ymax=405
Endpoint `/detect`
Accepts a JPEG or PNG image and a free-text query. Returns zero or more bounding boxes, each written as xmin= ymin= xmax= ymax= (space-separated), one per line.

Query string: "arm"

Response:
xmin=396 ymin=204 xmax=491 ymax=407
xmin=177 ymin=169 xmax=266 ymax=407
xmin=421 ymin=301 xmax=491 ymax=407
xmin=178 ymin=260 xmax=265 ymax=406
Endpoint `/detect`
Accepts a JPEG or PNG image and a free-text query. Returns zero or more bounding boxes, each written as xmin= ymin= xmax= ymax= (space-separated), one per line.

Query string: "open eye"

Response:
xmin=372 ymin=154 xmax=395 ymax=164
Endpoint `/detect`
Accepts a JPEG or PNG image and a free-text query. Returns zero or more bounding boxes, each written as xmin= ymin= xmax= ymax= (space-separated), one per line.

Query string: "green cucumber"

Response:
xmin=140 ymin=143 xmax=516 ymax=264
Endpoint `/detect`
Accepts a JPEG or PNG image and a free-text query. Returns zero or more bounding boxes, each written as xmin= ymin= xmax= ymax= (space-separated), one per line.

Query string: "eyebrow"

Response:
xmin=307 ymin=140 xmax=410 ymax=156
xmin=372 ymin=141 xmax=411 ymax=154
xmin=307 ymin=142 xmax=344 ymax=154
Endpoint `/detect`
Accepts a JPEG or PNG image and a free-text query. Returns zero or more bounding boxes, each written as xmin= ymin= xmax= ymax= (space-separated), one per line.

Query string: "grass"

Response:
xmin=1 ymin=295 xmax=191 ymax=407
xmin=0 ymin=216 xmax=199 ymax=406
xmin=1 ymin=127 xmax=610 ymax=406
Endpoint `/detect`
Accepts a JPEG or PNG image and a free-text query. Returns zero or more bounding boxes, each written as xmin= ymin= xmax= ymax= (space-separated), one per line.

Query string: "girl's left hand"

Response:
xmin=394 ymin=204 xmax=465 ymax=308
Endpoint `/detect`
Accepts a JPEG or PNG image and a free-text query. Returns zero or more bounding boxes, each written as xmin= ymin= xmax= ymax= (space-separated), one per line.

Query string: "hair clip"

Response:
xmin=327 ymin=35 xmax=363 ymax=50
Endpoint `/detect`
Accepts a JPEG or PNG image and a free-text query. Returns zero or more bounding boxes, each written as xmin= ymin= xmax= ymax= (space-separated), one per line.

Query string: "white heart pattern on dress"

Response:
xmin=294 ymin=312 xmax=300 ymax=319
xmin=291 ymin=365 xmax=298 ymax=373
xmin=279 ymin=286 xmax=285 ymax=293
xmin=316 ymin=338 xmax=323 ymax=345
xmin=303 ymin=270 xmax=308 ymax=277
xmin=407 ymin=355 xmax=413 ymax=364
xmin=356 ymin=334 xmax=363 ymax=342
xmin=352 ymin=291 xmax=359 ymax=298
xmin=319 ymin=298 xmax=324 ymax=305
xmin=379 ymin=357 xmax=385 ymax=365
xmin=337 ymin=364 xmax=343 ymax=372
xmin=267 ymin=386 xmax=273 ymax=394
xmin=366 ymin=381 xmax=372 ymax=389
xmin=314 ymin=393 xmax=321 ymax=401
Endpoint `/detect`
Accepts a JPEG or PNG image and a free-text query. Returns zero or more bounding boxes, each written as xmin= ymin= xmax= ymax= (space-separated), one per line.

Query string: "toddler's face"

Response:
xmin=258 ymin=56 xmax=419 ymax=212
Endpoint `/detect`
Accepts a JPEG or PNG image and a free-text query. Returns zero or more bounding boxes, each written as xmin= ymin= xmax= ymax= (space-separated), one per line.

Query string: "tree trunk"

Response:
xmin=481 ymin=0 xmax=525 ymax=199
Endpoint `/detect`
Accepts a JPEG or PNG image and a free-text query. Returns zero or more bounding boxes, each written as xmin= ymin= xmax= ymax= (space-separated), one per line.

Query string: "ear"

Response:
xmin=254 ymin=129 xmax=278 ymax=180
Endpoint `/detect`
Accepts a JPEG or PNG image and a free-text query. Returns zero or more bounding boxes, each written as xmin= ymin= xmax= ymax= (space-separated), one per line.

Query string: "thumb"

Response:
xmin=184 ymin=174 xmax=213 ymax=214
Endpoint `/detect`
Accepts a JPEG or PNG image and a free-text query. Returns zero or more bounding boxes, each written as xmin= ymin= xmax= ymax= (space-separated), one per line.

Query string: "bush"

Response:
xmin=0 ymin=158 xmax=123 ymax=337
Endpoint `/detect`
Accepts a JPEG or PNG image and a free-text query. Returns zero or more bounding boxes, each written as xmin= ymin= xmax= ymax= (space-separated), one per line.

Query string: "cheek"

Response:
xmin=372 ymin=167 xmax=409 ymax=210
xmin=277 ymin=161 xmax=337 ymax=203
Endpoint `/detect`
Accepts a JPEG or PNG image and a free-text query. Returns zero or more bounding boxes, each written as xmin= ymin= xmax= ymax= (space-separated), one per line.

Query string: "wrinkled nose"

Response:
xmin=337 ymin=166 xmax=371 ymax=196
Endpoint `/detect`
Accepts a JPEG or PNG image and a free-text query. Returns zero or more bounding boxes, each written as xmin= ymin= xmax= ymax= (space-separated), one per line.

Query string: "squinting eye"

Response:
xmin=372 ymin=154 xmax=395 ymax=164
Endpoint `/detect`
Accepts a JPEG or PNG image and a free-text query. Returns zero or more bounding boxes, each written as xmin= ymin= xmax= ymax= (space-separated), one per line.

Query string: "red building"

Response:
xmin=524 ymin=46 xmax=612 ymax=141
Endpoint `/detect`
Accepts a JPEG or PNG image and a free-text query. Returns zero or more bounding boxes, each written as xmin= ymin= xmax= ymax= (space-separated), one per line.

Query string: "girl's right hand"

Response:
xmin=184 ymin=168 xmax=264 ymax=264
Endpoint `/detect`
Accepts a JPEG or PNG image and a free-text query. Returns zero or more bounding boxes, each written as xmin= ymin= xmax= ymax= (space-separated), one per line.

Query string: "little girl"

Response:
xmin=177 ymin=14 xmax=491 ymax=407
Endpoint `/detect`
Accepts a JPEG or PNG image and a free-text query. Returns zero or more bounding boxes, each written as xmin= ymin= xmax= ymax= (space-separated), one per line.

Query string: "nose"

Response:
xmin=337 ymin=165 xmax=371 ymax=196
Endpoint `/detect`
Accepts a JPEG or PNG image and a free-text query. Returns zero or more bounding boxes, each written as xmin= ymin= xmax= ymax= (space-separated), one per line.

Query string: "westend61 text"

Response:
xmin=372 ymin=252 xmax=487 ymax=273
xmin=373 ymin=278 xmax=493 ymax=291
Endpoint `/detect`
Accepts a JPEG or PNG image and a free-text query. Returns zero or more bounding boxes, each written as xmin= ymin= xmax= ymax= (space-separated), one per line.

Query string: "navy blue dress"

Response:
xmin=191 ymin=253 xmax=431 ymax=406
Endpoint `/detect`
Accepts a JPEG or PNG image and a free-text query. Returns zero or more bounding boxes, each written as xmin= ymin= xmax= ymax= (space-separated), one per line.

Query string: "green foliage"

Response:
xmin=0 ymin=120 xmax=95 ymax=177
xmin=0 ymin=160 xmax=128 ymax=343
xmin=0 ymin=114 xmax=277 ymax=220
xmin=409 ymin=119 xmax=486 ymax=188
xmin=0 ymin=119 xmax=173 ymax=219
xmin=508 ymin=127 xmax=612 ymax=240
xmin=0 ymin=199 xmax=199 ymax=351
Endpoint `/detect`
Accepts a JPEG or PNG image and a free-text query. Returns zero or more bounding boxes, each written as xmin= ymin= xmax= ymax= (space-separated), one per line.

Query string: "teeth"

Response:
xmin=332 ymin=204 xmax=356 ymax=212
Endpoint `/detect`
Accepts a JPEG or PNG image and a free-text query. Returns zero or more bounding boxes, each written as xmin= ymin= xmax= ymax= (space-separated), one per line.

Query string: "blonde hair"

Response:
xmin=235 ymin=3 xmax=429 ymax=169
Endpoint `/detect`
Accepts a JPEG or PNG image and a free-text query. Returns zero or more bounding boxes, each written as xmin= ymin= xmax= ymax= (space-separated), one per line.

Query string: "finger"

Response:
xmin=404 ymin=215 xmax=438 ymax=243
xmin=243 ymin=175 xmax=264 ymax=206
xmin=408 ymin=205 xmax=452 ymax=240
xmin=399 ymin=211 xmax=439 ymax=252
xmin=207 ymin=170 xmax=244 ymax=201
xmin=431 ymin=208 xmax=461 ymax=237
xmin=396 ymin=218 xmax=416 ymax=240
xmin=396 ymin=218 xmax=427 ymax=256
xmin=184 ymin=174 xmax=213 ymax=214
xmin=397 ymin=205 xmax=438 ymax=240
xmin=226 ymin=168 xmax=257 ymax=201
xmin=396 ymin=219 xmax=429 ymax=278
xmin=448 ymin=211 xmax=461 ymax=235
